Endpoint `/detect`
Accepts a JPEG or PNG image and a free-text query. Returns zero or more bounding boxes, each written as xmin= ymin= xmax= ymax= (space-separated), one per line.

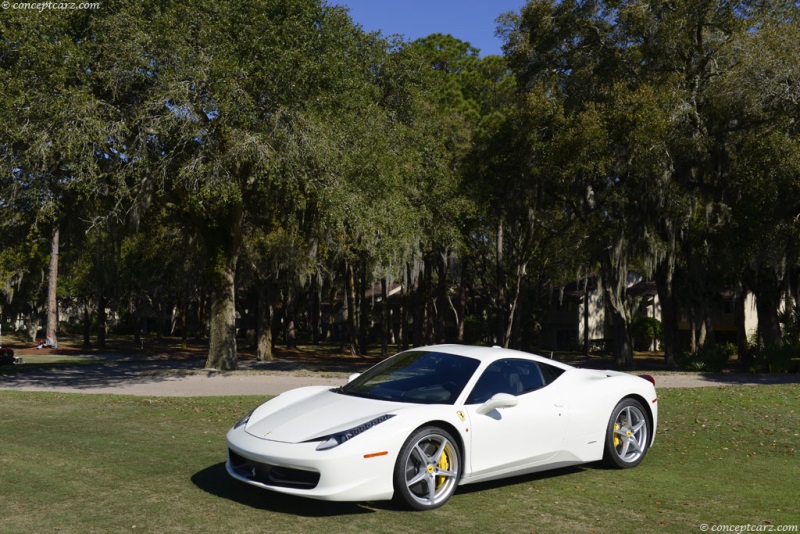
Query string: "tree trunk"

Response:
xmin=381 ymin=278 xmax=389 ymax=357
xmin=196 ymin=291 xmax=208 ymax=340
xmin=413 ymin=262 xmax=424 ymax=347
xmin=436 ymin=253 xmax=448 ymax=344
xmin=358 ymin=259 xmax=368 ymax=352
xmin=205 ymin=261 xmax=238 ymax=369
xmin=97 ymin=294 xmax=106 ymax=348
xmin=133 ymin=297 xmax=141 ymax=345
xmin=46 ymin=224 xmax=59 ymax=348
xmin=423 ymin=257 xmax=434 ymax=345
xmin=326 ymin=283 xmax=336 ymax=343
xmin=27 ymin=311 xmax=40 ymax=343
xmin=754 ymin=269 xmax=783 ymax=346
xmin=156 ymin=302 xmax=165 ymax=341
xmin=82 ymin=303 xmax=92 ymax=347
xmin=496 ymin=218 xmax=506 ymax=346
xmin=654 ymin=260 xmax=678 ymax=366
xmin=457 ymin=256 xmax=466 ymax=343
xmin=734 ymin=281 xmax=749 ymax=366
xmin=400 ymin=263 xmax=411 ymax=351
xmin=256 ymin=286 xmax=274 ymax=361
xmin=179 ymin=294 xmax=188 ymax=349
xmin=341 ymin=262 xmax=349 ymax=352
xmin=610 ymin=307 xmax=633 ymax=369
xmin=286 ymin=316 xmax=297 ymax=349
xmin=284 ymin=290 xmax=296 ymax=349
xmin=695 ymin=304 xmax=710 ymax=348
xmin=204 ymin=205 xmax=243 ymax=370
xmin=601 ymin=244 xmax=633 ymax=369
xmin=504 ymin=262 xmax=527 ymax=348
xmin=310 ymin=275 xmax=320 ymax=345
xmin=583 ymin=271 xmax=590 ymax=357
xmin=702 ymin=305 xmax=715 ymax=347
xmin=343 ymin=261 xmax=359 ymax=354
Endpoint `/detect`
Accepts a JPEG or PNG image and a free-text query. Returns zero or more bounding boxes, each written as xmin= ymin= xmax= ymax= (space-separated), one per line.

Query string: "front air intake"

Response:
xmin=228 ymin=449 xmax=320 ymax=489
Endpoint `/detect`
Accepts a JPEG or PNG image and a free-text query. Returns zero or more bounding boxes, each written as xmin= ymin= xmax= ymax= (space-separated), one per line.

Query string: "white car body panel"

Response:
xmin=244 ymin=388 xmax=401 ymax=443
xmin=464 ymin=384 xmax=567 ymax=480
xmin=225 ymin=344 xmax=658 ymax=503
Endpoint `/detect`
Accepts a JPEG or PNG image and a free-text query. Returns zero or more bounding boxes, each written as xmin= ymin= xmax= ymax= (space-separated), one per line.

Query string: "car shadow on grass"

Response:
xmin=193 ymin=463 xmax=599 ymax=515
xmin=454 ymin=465 xmax=588 ymax=497
xmin=191 ymin=462 xmax=390 ymax=516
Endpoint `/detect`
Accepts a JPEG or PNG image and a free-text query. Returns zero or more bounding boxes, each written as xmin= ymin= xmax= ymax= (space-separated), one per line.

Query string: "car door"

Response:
xmin=464 ymin=359 xmax=568 ymax=478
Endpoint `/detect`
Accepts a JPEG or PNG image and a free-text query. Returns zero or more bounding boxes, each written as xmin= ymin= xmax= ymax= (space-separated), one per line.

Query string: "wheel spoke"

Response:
xmin=436 ymin=466 xmax=458 ymax=478
xmin=631 ymin=419 xmax=646 ymax=433
xmin=412 ymin=443 xmax=429 ymax=463
xmin=426 ymin=475 xmax=436 ymax=502
xmin=619 ymin=436 xmax=630 ymax=457
xmin=431 ymin=438 xmax=449 ymax=463
xmin=406 ymin=469 xmax=427 ymax=487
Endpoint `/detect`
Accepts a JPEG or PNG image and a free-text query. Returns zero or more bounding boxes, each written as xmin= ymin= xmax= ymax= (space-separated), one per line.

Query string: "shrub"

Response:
xmin=779 ymin=301 xmax=800 ymax=343
xmin=749 ymin=342 xmax=800 ymax=373
xmin=679 ymin=342 xmax=736 ymax=372
xmin=631 ymin=316 xmax=662 ymax=351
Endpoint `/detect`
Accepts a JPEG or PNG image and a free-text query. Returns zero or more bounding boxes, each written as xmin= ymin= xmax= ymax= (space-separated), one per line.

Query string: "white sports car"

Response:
xmin=226 ymin=344 xmax=657 ymax=510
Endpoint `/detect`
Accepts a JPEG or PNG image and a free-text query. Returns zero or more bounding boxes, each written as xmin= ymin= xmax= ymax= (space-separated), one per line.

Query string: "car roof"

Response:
xmin=410 ymin=344 xmax=575 ymax=371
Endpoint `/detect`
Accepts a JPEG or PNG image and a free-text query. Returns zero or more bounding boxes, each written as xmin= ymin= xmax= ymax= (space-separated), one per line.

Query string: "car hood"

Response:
xmin=244 ymin=389 xmax=400 ymax=444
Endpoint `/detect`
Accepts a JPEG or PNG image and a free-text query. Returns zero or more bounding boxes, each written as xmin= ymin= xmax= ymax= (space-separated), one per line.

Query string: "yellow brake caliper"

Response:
xmin=614 ymin=423 xmax=621 ymax=447
xmin=436 ymin=447 xmax=449 ymax=489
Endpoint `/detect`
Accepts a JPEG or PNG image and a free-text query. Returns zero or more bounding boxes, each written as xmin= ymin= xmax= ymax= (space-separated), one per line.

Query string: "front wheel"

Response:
xmin=393 ymin=426 xmax=461 ymax=510
xmin=603 ymin=398 xmax=650 ymax=469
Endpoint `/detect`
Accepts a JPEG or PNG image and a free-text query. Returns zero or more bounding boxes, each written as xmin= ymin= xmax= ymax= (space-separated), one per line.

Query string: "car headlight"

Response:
xmin=315 ymin=414 xmax=395 ymax=451
xmin=233 ymin=410 xmax=254 ymax=430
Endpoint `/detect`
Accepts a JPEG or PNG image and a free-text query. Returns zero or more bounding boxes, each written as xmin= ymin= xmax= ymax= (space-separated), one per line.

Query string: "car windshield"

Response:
xmin=338 ymin=351 xmax=481 ymax=404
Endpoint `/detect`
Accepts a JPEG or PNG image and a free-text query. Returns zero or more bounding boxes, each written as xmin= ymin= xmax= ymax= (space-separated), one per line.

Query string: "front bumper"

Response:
xmin=225 ymin=426 xmax=398 ymax=502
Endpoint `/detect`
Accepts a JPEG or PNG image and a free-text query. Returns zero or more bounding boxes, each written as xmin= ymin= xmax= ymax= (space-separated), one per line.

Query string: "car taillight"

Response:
xmin=639 ymin=374 xmax=655 ymax=386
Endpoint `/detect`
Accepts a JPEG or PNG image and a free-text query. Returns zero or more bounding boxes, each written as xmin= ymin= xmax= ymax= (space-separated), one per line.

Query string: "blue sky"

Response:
xmin=332 ymin=1 xmax=529 ymax=57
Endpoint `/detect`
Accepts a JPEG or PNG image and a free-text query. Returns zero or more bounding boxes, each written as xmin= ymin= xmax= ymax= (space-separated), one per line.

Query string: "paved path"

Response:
xmin=2 ymin=356 xmax=799 ymax=396
xmin=0 ymin=356 xmax=348 ymax=396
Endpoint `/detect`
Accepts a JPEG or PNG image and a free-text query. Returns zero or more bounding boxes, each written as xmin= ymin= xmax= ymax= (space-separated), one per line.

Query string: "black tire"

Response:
xmin=603 ymin=398 xmax=650 ymax=469
xmin=393 ymin=426 xmax=461 ymax=511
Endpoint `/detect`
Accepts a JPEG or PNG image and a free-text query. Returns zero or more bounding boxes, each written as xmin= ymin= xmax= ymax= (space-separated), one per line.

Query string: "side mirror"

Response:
xmin=476 ymin=393 xmax=518 ymax=415
xmin=347 ymin=373 xmax=361 ymax=383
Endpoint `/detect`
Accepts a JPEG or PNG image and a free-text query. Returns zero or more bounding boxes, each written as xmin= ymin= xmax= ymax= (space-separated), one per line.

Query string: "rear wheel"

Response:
xmin=393 ymin=426 xmax=461 ymax=510
xmin=603 ymin=398 xmax=650 ymax=468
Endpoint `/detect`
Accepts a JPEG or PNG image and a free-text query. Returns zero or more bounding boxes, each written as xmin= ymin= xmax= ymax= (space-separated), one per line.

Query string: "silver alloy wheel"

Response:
xmin=611 ymin=403 xmax=648 ymax=464
xmin=400 ymin=430 xmax=460 ymax=509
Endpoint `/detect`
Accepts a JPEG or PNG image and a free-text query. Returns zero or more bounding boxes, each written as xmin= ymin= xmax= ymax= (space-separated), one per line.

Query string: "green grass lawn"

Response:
xmin=1 ymin=385 xmax=798 ymax=533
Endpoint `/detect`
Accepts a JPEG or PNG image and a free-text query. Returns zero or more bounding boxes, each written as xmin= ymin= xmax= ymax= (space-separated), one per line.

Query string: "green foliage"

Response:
xmin=779 ymin=301 xmax=800 ymax=343
xmin=746 ymin=301 xmax=800 ymax=372
xmin=631 ymin=316 xmax=663 ymax=352
xmin=463 ymin=315 xmax=491 ymax=345
xmin=501 ymin=0 xmax=800 ymax=362
xmin=679 ymin=342 xmax=737 ymax=372
xmin=3 ymin=0 xmax=800 ymax=363
xmin=749 ymin=342 xmax=800 ymax=374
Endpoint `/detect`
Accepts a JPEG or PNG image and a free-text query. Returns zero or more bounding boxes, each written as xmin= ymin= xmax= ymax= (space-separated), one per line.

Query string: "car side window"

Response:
xmin=538 ymin=360 xmax=565 ymax=385
xmin=466 ymin=359 xmax=564 ymax=404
